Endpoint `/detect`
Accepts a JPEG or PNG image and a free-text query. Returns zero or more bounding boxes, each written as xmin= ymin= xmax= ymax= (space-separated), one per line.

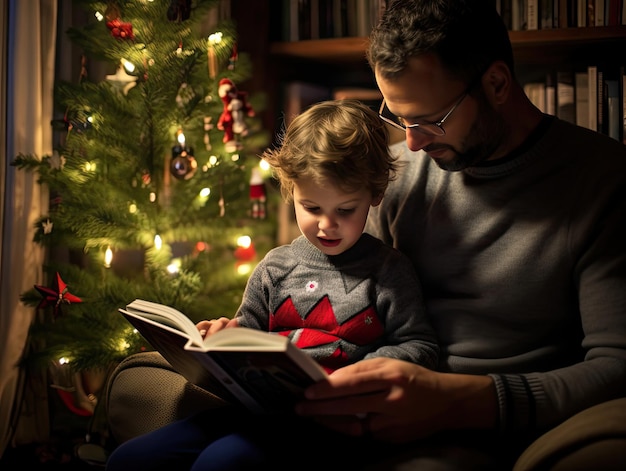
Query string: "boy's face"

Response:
xmin=292 ymin=178 xmax=382 ymax=256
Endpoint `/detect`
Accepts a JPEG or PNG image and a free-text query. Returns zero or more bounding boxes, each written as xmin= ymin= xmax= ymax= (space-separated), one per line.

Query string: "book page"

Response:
xmin=125 ymin=299 xmax=204 ymax=346
xmin=201 ymin=327 xmax=291 ymax=350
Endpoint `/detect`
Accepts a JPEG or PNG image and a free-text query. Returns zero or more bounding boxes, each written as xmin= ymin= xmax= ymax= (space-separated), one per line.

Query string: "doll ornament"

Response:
xmin=249 ymin=167 xmax=267 ymax=219
xmin=217 ymin=78 xmax=255 ymax=152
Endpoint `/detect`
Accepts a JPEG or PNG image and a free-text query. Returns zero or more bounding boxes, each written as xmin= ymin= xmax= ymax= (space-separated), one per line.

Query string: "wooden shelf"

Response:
xmin=270 ymin=26 xmax=626 ymax=66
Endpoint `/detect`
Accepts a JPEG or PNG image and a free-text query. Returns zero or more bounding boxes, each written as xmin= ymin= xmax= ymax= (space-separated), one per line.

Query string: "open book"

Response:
xmin=119 ymin=299 xmax=328 ymax=414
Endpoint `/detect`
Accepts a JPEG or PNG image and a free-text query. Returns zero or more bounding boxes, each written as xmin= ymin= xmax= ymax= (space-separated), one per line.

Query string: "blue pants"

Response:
xmin=105 ymin=407 xmax=522 ymax=471
xmin=105 ymin=407 xmax=376 ymax=471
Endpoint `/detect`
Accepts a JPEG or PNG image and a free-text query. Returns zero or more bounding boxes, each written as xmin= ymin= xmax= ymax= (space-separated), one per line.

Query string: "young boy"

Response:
xmin=106 ymin=99 xmax=438 ymax=471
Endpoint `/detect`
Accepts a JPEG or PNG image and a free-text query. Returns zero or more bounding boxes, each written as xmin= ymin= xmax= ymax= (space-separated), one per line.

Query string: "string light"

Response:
xmin=237 ymin=235 xmax=251 ymax=249
xmin=167 ymin=259 xmax=181 ymax=274
xmin=207 ymin=32 xmax=223 ymax=78
xmin=104 ymin=246 xmax=113 ymax=268
xmin=154 ymin=234 xmax=162 ymax=250
xmin=122 ymin=58 xmax=135 ymax=73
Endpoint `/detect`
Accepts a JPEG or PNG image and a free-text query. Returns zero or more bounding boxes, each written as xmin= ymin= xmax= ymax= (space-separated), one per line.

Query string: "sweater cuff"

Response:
xmin=489 ymin=373 xmax=546 ymax=433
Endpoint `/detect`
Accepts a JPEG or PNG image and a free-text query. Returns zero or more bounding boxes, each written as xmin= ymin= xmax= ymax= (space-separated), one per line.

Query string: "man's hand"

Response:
xmin=295 ymin=357 xmax=497 ymax=443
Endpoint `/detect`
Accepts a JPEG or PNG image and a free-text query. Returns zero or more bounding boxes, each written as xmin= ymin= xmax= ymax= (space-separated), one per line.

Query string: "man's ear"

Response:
xmin=371 ymin=193 xmax=384 ymax=207
xmin=482 ymin=60 xmax=511 ymax=105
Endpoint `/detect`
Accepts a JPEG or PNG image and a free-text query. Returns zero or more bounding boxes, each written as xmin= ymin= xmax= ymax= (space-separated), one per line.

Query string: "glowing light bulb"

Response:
xmin=104 ymin=246 xmax=113 ymax=268
xmin=237 ymin=263 xmax=252 ymax=276
xmin=208 ymin=32 xmax=223 ymax=45
xmin=237 ymin=235 xmax=252 ymax=248
xmin=154 ymin=234 xmax=162 ymax=250
xmin=122 ymin=59 xmax=135 ymax=73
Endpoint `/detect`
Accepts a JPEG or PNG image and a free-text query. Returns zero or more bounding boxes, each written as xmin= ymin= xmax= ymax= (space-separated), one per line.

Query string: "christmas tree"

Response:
xmin=11 ymin=0 xmax=276 ymax=408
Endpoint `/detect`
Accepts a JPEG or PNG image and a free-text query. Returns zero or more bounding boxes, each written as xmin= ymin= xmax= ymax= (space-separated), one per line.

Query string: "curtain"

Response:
xmin=0 ymin=0 xmax=57 ymax=458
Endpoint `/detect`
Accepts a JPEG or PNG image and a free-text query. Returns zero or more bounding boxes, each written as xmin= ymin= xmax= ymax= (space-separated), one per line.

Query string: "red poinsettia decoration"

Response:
xmin=34 ymin=272 xmax=82 ymax=318
xmin=106 ymin=18 xmax=135 ymax=40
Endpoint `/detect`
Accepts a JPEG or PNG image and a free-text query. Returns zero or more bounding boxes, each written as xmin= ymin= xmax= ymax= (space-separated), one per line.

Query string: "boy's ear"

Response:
xmin=371 ymin=193 xmax=384 ymax=207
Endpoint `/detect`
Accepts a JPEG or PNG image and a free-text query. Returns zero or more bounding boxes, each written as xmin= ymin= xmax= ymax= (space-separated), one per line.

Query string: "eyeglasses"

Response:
xmin=378 ymin=89 xmax=470 ymax=137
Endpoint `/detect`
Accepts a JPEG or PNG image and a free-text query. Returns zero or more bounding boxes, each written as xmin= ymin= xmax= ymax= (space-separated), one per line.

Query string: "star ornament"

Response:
xmin=34 ymin=272 xmax=82 ymax=318
xmin=42 ymin=219 xmax=53 ymax=234
xmin=48 ymin=151 xmax=66 ymax=170
xmin=106 ymin=65 xmax=138 ymax=95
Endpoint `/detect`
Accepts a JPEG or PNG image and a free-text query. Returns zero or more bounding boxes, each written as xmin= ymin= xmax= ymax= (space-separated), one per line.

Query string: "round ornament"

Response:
xmin=170 ymin=145 xmax=197 ymax=180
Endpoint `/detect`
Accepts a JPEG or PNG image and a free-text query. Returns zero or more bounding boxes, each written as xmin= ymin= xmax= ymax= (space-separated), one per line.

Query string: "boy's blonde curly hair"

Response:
xmin=261 ymin=99 xmax=398 ymax=202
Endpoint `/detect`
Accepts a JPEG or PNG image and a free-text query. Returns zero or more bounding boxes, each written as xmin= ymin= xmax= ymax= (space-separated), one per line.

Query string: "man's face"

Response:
xmin=376 ymin=55 xmax=505 ymax=171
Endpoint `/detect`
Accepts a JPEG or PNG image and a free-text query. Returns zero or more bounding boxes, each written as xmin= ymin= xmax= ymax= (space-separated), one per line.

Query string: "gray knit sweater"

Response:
xmin=235 ymin=233 xmax=439 ymax=372
xmin=365 ymin=116 xmax=626 ymax=434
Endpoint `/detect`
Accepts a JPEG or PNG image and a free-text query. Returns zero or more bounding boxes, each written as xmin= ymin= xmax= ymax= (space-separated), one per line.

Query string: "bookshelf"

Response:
xmin=267 ymin=25 xmax=626 ymax=129
xmin=231 ymin=2 xmax=626 ymax=240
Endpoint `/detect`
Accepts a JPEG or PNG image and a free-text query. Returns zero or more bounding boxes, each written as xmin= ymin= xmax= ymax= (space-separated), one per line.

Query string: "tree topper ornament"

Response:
xmin=217 ymin=78 xmax=255 ymax=152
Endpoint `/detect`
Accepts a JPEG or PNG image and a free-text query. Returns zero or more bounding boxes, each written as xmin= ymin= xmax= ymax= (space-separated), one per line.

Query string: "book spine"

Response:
xmin=556 ymin=70 xmax=576 ymax=124
xmin=606 ymin=79 xmax=620 ymax=140
xmin=594 ymin=0 xmax=605 ymax=25
xmin=541 ymin=0 xmax=556 ymax=28
xmin=545 ymin=72 xmax=557 ymax=116
xmin=597 ymin=68 xmax=606 ymax=134
xmin=527 ymin=0 xmax=539 ymax=29
xmin=587 ymin=65 xmax=598 ymax=132
xmin=575 ymin=71 xmax=590 ymax=129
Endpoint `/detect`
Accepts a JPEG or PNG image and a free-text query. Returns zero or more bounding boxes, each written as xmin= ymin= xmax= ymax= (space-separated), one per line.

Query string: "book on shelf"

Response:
xmin=606 ymin=78 xmax=620 ymax=141
xmin=593 ymin=0 xmax=604 ymax=26
xmin=597 ymin=68 xmax=607 ymax=135
xmin=527 ymin=0 xmax=539 ymax=30
xmin=545 ymin=72 xmax=557 ymax=116
xmin=120 ymin=299 xmax=329 ymax=414
xmin=587 ymin=65 xmax=598 ymax=132
xmin=606 ymin=0 xmax=622 ymax=26
xmin=540 ymin=0 xmax=556 ymax=28
xmin=575 ymin=71 xmax=590 ymax=129
xmin=556 ymin=70 xmax=576 ymax=124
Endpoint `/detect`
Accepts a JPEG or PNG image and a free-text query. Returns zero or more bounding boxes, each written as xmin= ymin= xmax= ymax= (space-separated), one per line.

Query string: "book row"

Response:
xmin=524 ymin=65 xmax=626 ymax=143
xmin=498 ymin=0 xmax=626 ymax=30
xmin=277 ymin=0 xmax=626 ymax=42
xmin=279 ymin=0 xmax=387 ymax=42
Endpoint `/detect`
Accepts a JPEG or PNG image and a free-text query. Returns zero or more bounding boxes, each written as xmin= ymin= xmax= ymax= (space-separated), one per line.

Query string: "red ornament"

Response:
xmin=34 ymin=272 xmax=82 ymax=318
xmin=234 ymin=243 xmax=256 ymax=262
xmin=106 ymin=18 xmax=135 ymax=40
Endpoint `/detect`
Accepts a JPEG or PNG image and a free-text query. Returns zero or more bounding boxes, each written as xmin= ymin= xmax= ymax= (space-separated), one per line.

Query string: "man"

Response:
xmin=296 ymin=1 xmax=626 ymax=469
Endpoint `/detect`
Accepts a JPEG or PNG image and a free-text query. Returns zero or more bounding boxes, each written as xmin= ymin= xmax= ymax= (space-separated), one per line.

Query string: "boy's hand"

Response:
xmin=196 ymin=317 xmax=239 ymax=339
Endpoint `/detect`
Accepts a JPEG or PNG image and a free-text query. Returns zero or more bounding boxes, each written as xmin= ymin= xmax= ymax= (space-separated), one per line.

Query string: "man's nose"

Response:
xmin=406 ymin=128 xmax=436 ymax=152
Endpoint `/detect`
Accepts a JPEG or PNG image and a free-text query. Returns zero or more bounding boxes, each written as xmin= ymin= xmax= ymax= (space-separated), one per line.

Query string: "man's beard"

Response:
xmin=430 ymin=96 xmax=505 ymax=172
